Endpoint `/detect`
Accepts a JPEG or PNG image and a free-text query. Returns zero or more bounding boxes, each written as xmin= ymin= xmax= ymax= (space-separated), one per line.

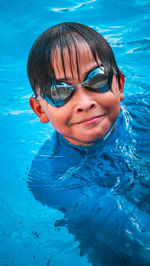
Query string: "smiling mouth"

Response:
xmin=75 ymin=114 xmax=106 ymax=126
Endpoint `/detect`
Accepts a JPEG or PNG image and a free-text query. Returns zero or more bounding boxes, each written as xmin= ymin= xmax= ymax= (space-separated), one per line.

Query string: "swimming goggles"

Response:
xmin=37 ymin=66 xmax=112 ymax=107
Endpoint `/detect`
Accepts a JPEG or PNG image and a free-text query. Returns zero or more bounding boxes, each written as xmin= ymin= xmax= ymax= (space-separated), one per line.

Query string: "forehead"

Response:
xmin=51 ymin=39 xmax=101 ymax=82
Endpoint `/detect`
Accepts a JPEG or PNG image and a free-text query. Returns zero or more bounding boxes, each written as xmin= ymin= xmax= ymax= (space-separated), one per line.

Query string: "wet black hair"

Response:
xmin=27 ymin=22 xmax=121 ymax=97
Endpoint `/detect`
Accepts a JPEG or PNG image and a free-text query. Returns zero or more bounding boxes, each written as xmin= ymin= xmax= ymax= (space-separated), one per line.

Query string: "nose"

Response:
xmin=73 ymin=86 xmax=97 ymax=113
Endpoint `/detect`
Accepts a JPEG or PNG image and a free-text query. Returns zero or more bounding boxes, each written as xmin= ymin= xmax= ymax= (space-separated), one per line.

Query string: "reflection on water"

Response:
xmin=51 ymin=0 xmax=97 ymax=13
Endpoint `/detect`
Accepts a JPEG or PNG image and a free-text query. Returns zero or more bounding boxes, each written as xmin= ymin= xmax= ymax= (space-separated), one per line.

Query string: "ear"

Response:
xmin=29 ymin=97 xmax=49 ymax=123
xmin=119 ymin=73 xmax=125 ymax=101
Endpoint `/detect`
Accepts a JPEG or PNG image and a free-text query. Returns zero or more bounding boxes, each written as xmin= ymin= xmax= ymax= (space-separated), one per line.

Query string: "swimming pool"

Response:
xmin=0 ymin=0 xmax=150 ymax=265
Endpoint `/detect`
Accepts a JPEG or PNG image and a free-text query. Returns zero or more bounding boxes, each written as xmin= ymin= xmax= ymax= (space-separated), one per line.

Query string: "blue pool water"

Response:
xmin=0 ymin=0 xmax=150 ymax=265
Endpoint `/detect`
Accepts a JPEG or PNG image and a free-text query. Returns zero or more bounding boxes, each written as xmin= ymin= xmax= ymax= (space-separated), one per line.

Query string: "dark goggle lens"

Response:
xmin=84 ymin=74 xmax=110 ymax=92
xmin=43 ymin=85 xmax=74 ymax=107
xmin=51 ymin=85 xmax=74 ymax=101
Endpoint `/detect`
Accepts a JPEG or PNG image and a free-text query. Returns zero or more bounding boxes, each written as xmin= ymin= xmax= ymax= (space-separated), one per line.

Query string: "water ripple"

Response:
xmin=50 ymin=0 xmax=96 ymax=13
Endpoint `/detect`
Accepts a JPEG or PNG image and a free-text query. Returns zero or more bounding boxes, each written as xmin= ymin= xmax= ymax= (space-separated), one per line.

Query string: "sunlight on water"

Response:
xmin=51 ymin=0 xmax=97 ymax=12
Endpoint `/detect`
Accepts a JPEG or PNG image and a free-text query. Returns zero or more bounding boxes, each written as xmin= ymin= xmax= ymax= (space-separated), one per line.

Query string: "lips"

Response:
xmin=72 ymin=114 xmax=106 ymax=126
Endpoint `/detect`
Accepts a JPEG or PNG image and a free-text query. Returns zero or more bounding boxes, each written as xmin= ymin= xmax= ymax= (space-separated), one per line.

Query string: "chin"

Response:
xmin=65 ymin=126 xmax=112 ymax=145
xmin=83 ymin=129 xmax=109 ymax=142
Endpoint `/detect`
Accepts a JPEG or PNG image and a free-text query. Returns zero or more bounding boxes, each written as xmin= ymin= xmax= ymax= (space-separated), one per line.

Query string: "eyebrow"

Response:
xmin=55 ymin=64 xmax=100 ymax=84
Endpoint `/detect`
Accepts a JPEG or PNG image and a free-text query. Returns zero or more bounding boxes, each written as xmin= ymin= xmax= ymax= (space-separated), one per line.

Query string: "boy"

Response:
xmin=27 ymin=22 xmax=150 ymax=265
xmin=27 ymin=22 xmax=125 ymax=146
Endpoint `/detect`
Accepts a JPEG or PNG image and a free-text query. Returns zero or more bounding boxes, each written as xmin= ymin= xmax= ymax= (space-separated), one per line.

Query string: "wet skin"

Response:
xmin=30 ymin=40 xmax=124 ymax=146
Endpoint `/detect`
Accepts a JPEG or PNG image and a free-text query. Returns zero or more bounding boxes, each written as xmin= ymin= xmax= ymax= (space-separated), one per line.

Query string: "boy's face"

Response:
xmin=30 ymin=40 xmax=124 ymax=145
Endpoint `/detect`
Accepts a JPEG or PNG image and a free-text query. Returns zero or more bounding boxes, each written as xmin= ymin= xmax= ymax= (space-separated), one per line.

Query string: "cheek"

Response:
xmin=100 ymin=92 xmax=120 ymax=108
xmin=46 ymin=107 xmax=70 ymax=132
xmin=110 ymin=98 xmax=121 ymax=119
xmin=48 ymin=113 xmax=61 ymax=129
xmin=101 ymin=93 xmax=121 ymax=117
